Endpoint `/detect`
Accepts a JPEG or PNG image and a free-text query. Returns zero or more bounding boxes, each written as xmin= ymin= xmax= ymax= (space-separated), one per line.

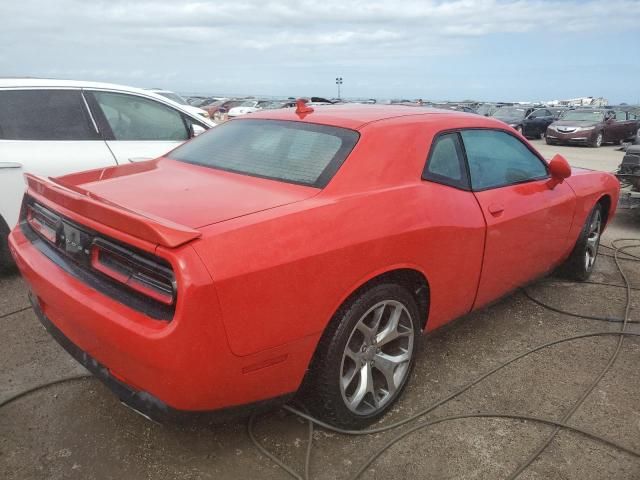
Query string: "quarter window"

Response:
xmin=91 ymin=91 xmax=189 ymax=141
xmin=0 ymin=89 xmax=98 ymax=140
xmin=422 ymin=133 xmax=469 ymax=189
xmin=461 ymin=130 xmax=548 ymax=190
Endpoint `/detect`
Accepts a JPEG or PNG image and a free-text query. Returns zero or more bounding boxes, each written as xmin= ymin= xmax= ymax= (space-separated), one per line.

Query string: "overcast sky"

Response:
xmin=1 ymin=0 xmax=639 ymax=103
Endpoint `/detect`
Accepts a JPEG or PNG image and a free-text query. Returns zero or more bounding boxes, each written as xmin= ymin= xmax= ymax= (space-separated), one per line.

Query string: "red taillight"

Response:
xmin=26 ymin=205 xmax=57 ymax=243
xmin=90 ymin=242 xmax=175 ymax=306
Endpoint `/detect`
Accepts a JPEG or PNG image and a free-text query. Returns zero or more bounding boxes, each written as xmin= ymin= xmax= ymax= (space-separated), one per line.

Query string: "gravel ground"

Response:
xmin=1 ymin=143 xmax=638 ymax=480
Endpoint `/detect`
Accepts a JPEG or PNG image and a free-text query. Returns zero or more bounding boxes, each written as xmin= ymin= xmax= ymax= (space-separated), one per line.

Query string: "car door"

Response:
xmin=420 ymin=132 xmax=486 ymax=328
xmin=460 ymin=129 xmax=577 ymax=308
xmin=84 ymin=90 xmax=207 ymax=164
xmin=602 ymin=111 xmax=619 ymax=143
xmin=539 ymin=109 xmax=555 ymax=131
xmin=0 ymin=88 xmax=117 ymax=228
xmin=613 ymin=111 xmax=634 ymax=141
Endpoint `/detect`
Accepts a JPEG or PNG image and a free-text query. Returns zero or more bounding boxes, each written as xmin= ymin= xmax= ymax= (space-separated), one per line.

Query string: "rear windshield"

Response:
xmin=168 ymin=119 xmax=359 ymax=188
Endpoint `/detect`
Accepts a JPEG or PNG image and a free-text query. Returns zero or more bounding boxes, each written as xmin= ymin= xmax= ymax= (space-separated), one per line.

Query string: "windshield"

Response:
xmin=156 ymin=92 xmax=188 ymax=105
xmin=168 ymin=119 xmax=359 ymax=188
xmin=491 ymin=107 xmax=526 ymax=119
xmin=239 ymin=100 xmax=259 ymax=107
xmin=559 ymin=110 xmax=604 ymax=122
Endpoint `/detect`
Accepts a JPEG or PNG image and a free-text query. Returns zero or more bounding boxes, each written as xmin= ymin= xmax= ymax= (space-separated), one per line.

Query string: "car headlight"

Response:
xmin=575 ymin=126 xmax=595 ymax=132
xmin=547 ymin=126 xmax=556 ymax=131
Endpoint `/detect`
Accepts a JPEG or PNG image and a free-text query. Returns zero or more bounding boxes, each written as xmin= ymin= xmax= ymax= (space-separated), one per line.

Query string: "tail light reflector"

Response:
xmin=26 ymin=204 xmax=57 ymax=243
xmin=90 ymin=240 xmax=175 ymax=305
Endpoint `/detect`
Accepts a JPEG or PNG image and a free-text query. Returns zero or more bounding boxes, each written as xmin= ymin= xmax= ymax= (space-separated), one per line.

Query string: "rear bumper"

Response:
xmin=8 ymin=224 xmax=314 ymax=418
xmin=29 ymin=294 xmax=291 ymax=423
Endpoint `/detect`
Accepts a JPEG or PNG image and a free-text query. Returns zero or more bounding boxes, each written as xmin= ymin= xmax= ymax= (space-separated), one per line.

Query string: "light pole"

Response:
xmin=335 ymin=77 xmax=343 ymax=100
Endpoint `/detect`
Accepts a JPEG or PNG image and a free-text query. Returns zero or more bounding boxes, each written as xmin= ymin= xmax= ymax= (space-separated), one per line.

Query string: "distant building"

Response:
xmin=546 ymin=97 xmax=608 ymax=107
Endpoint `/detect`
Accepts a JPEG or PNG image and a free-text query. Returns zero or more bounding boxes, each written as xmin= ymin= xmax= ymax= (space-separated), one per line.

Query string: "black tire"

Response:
xmin=590 ymin=131 xmax=603 ymax=148
xmin=545 ymin=137 xmax=553 ymax=145
xmin=0 ymin=218 xmax=16 ymax=275
xmin=301 ymin=283 xmax=421 ymax=429
xmin=557 ymin=204 xmax=603 ymax=281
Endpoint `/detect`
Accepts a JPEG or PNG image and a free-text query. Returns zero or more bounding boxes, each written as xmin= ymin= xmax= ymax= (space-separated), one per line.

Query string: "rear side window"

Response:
xmin=422 ymin=133 xmax=469 ymax=189
xmin=461 ymin=130 xmax=548 ymax=190
xmin=0 ymin=89 xmax=98 ymax=140
xmin=168 ymin=119 xmax=359 ymax=187
xmin=91 ymin=91 xmax=189 ymax=141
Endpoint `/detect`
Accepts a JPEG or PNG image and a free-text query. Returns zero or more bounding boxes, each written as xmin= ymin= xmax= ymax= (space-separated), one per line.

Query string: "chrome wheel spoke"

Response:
xmin=373 ymin=350 xmax=410 ymax=395
xmin=340 ymin=299 xmax=416 ymax=415
xmin=584 ymin=211 xmax=601 ymax=270
xmin=348 ymin=363 xmax=372 ymax=410
xmin=376 ymin=304 xmax=410 ymax=347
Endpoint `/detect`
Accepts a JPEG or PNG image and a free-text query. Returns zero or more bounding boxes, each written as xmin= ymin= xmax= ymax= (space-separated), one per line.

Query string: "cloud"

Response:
xmin=0 ymin=0 xmax=638 ymax=100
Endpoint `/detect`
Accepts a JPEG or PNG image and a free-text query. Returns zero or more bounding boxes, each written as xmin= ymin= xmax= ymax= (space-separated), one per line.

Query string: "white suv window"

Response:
xmin=0 ymin=89 xmax=98 ymax=141
xmin=91 ymin=91 xmax=189 ymax=141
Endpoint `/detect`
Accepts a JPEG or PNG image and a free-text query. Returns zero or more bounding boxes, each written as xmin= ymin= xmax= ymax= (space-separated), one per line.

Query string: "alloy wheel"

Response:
xmin=584 ymin=209 xmax=602 ymax=271
xmin=339 ymin=300 xmax=415 ymax=415
xmin=595 ymin=132 xmax=603 ymax=147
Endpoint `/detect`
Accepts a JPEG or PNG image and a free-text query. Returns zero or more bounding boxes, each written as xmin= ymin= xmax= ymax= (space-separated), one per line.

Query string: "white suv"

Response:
xmin=0 ymin=78 xmax=213 ymax=269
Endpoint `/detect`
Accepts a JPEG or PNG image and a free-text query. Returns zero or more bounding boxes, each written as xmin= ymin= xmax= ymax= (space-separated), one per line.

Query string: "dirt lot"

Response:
xmin=1 ymin=143 xmax=638 ymax=479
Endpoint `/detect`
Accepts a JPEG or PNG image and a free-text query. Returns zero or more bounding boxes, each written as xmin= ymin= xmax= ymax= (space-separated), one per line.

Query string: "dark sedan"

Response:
xmin=522 ymin=108 xmax=569 ymax=139
xmin=490 ymin=106 xmax=536 ymax=133
xmin=546 ymin=109 xmax=639 ymax=148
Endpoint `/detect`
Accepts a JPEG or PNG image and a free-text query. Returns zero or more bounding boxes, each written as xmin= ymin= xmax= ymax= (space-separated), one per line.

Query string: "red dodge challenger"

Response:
xmin=9 ymin=103 xmax=619 ymax=428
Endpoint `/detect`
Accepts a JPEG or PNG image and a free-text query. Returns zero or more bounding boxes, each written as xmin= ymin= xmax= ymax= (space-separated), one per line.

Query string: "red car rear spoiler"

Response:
xmin=25 ymin=174 xmax=201 ymax=248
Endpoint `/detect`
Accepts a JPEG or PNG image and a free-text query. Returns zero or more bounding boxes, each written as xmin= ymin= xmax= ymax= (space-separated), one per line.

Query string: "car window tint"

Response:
xmin=168 ymin=119 xmax=359 ymax=188
xmin=461 ymin=130 xmax=548 ymax=190
xmin=92 ymin=91 xmax=189 ymax=141
xmin=423 ymin=133 xmax=468 ymax=189
xmin=0 ymin=89 xmax=98 ymax=141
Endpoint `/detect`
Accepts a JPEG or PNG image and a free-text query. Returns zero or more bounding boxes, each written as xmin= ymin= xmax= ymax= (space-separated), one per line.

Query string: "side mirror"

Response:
xmin=547 ymin=154 xmax=571 ymax=189
xmin=191 ymin=124 xmax=206 ymax=138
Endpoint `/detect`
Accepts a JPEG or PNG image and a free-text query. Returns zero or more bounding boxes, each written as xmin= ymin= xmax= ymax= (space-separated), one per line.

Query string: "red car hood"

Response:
xmin=54 ymin=158 xmax=320 ymax=229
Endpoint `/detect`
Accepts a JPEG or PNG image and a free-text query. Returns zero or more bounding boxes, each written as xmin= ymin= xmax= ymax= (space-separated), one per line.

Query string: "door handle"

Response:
xmin=488 ymin=203 xmax=504 ymax=216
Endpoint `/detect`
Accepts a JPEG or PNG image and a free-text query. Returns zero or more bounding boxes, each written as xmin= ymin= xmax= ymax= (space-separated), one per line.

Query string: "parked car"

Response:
xmin=261 ymin=100 xmax=296 ymax=110
xmin=9 ymin=104 xmax=618 ymax=428
xmin=546 ymin=109 xmax=639 ymax=147
xmin=147 ymin=89 xmax=211 ymax=119
xmin=433 ymin=104 xmax=477 ymax=114
xmin=0 ymin=79 xmax=213 ymax=269
xmin=521 ymin=107 xmax=568 ymax=139
xmin=227 ymin=100 xmax=272 ymax=117
xmin=475 ymin=103 xmax=500 ymax=116
xmin=202 ymin=99 xmax=245 ymax=119
xmin=490 ymin=106 xmax=536 ymax=132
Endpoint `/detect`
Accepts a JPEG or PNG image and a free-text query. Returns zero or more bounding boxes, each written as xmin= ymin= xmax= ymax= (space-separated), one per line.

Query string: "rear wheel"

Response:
xmin=302 ymin=283 xmax=420 ymax=429
xmin=557 ymin=204 xmax=603 ymax=281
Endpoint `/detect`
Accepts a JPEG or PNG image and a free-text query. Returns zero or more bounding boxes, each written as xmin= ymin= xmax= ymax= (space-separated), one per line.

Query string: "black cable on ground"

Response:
xmin=0 ymin=373 xmax=93 ymax=408
xmin=0 ymin=305 xmax=32 ymax=320
xmin=505 ymin=239 xmax=638 ymax=480
xmin=248 ymin=330 xmax=640 ymax=480
xmin=248 ymin=240 xmax=640 ymax=480
xmin=521 ymin=288 xmax=639 ymax=324
xmin=2 ymin=241 xmax=639 ymax=479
